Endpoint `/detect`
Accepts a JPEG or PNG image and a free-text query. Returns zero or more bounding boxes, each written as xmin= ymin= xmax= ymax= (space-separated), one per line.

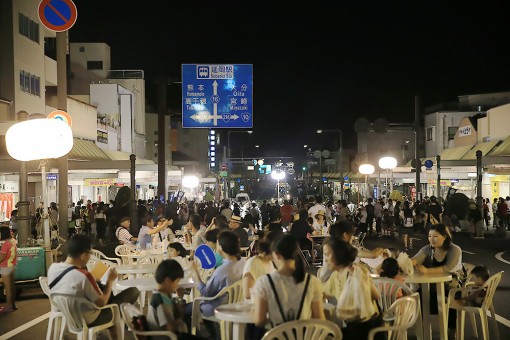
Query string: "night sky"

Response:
xmin=71 ymin=1 xmax=510 ymax=160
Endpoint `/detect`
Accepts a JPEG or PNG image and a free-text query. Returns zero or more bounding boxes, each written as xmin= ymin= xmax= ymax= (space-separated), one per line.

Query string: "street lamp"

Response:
xmin=6 ymin=118 xmax=73 ymax=247
xmin=271 ymin=169 xmax=286 ymax=203
xmin=378 ymin=156 xmax=397 ymax=198
xmin=359 ymin=164 xmax=375 ymax=200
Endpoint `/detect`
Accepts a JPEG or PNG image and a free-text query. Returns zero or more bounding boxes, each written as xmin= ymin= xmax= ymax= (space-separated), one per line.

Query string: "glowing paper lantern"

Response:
xmin=182 ymin=175 xmax=199 ymax=188
xmin=6 ymin=119 xmax=73 ymax=161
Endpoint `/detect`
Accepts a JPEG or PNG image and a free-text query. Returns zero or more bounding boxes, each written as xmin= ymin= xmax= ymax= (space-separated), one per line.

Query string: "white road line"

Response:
xmin=462 ymin=250 xmax=476 ymax=255
xmin=487 ymin=310 xmax=510 ymax=329
xmin=0 ymin=312 xmax=50 ymax=340
xmin=495 ymin=251 xmax=510 ymax=265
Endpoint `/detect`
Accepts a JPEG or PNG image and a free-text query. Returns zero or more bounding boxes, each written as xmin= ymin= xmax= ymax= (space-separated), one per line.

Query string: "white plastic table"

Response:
xmin=404 ymin=272 xmax=452 ymax=340
xmin=116 ymin=276 xmax=196 ymax=291
xmin=115 ymin=276 xmax=197 ymax=308
xmin=116 ymin=263 xmax=158 ymax=279
xmin=215 ymin=302 xmax=253 ymax=340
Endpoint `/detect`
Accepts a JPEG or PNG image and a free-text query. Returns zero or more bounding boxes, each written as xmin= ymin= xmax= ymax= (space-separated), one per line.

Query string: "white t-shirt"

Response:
xmin=253 ymin=272 xmax=323 ymax=326
xmin=242 ymin=256 xmax=276 ymax=282
xmin=47 ymin=262 xmax=101 ymax=324
xmin=308 ymin=204 xmax=326 ymax=224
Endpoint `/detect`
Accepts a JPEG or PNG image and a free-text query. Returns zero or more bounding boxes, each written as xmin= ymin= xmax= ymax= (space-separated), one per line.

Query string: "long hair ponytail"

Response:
xmin=271 ymin=234 xmax=306 ymax=283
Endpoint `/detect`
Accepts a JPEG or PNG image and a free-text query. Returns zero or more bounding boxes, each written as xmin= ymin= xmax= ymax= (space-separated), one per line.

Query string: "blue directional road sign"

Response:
xmin=182 ymin=64 xmax=253 ymax=128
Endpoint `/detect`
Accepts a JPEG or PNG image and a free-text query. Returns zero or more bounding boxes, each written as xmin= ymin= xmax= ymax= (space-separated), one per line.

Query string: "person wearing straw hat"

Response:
xmin=313 ymin=210 xmax=329 ymax=235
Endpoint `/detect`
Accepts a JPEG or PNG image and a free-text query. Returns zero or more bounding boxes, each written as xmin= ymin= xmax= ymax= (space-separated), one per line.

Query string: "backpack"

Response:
xmin=132 ymin=315 xmax=150 ymax=340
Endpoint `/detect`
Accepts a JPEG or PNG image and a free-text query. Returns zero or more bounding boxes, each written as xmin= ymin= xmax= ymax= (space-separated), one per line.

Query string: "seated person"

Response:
xmin=48 ymin=234 xmax=139 ymax=339
xmin=138 ymin=214 xmax=171 ymax=250
xmin=185 ymin=230 xmax=246 ymax=339
xmin=318 ymin=220 xmax=384 ymax=282
xmin=148 ymin=259 xmax=205 ymax=340
xmin=288 ymin=210 xmax=314 ymax=255
xmin=115 ymin=216 xmax=137 ymax=245
xmin=456 ymin=265 xmax=490 ymax=307
xmin=168 ymin=242 xmax=192 ymax=276
xmin=204 ymin=229 xmax=223 ymax=268
xmin=229 ymin=215 xmax=249 ymax=247
xmin=379 ymin=257 xmax=405 ymax=299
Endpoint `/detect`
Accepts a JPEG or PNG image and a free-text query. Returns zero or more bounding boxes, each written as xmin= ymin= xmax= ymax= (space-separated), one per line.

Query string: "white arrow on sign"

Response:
xmin=212 ymin=80 xmax=219 ymax=126
xmin=230 ymin=114 xmax=239 ymax=120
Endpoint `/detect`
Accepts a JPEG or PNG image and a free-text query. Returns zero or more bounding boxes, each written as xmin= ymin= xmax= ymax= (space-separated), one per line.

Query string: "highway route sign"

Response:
xmin=182 ymin=64 xmax=253 ymax=128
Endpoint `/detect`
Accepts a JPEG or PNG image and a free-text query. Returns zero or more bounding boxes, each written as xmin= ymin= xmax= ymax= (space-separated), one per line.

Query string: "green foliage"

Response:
xmin=389 ymin=190 xmax=404 ymax=202
xmin=350 ymin=190 xmax=364 ymax=205
xmin=444 ymin=193 xmax=469 ymax=220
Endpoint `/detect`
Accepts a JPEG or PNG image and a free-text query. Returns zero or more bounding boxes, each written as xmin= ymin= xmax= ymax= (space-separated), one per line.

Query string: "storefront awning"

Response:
xmin=439 ymin=145 xmax=473 ymax=160
xmin=462 ymin=140 xmax=500 ymax=160
xmin=69 ymin=139 xmax=110 ymax=161
xmin=488 ymin=136 xmax=510 ymax=156
xmin=102 ymin=149 xmax=155 ymax=165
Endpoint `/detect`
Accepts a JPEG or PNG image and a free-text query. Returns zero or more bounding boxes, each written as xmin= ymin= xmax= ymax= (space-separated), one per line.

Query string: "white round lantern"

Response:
xmin=359 ymin=164 xmax=375 ymax=175
xmin=6 ymin=119 xmax=73 ymax=161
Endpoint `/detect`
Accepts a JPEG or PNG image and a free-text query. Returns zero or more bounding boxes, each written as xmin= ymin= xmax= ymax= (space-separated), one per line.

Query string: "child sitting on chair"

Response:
xmin=147 ymin=259 xmax=205 ymax=340
xmin=379 ymin=257 xmax=406 ymax=299
xmin=457 ymin=265 xmax=490 ymax=307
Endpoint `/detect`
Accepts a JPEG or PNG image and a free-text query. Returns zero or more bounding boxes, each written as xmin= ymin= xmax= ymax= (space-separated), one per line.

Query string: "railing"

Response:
xmin=107 ymin=70 xmax=144 ymax=79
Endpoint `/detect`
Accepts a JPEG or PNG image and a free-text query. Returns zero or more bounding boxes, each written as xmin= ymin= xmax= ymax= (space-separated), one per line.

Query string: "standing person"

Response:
xmin=250 ymin=203 xmax=261 ymax=230
xmin=483 ymin=198 xmax=490 ymax=227
xmin=280 ymin=200 xmax=293 ymax=229
xmin=307 ymin=196 xmax=326 ymax=225
xmin=492 ymin=198 xmax=499 ymax=228
xmin=220 ymin=200 xmax=233 ymax=223
xmin=498 ymin=197 xmax=508 ymax=229
xmin=374 ymin=199 xmax=383 ymax=235
xmin=365 ymin=198 xmax=375 ymax=235
xmin=178 ymin=203 xmax=190 ymax=226
xmin=289 ymin=209 xmax=314 ymax=255
xmin=35 ymin=201 xmax=45 ymax=238
xmin=260 ymin=200 xmax=269 ymax=228
xmin=399 ymin=201 xmax=415 ymax=251
xmin=95 ymin=205 xmax=107 ymax=247
xmin=252 ymin=234 xmax=325 ymax=328
xmin=49 ymin=202 xmax=59 ymax=236
xmin=0 ymin=226 xmax=17 ymax=313
xmin=425 ymin=195 xmax=443 ymax=228
xmin=468 ymin=201 xmax=484 ymax=238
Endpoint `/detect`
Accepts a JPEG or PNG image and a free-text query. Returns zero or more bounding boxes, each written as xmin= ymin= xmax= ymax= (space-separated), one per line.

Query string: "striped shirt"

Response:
xmin=116 ymin=227 xmax=135 ymax=245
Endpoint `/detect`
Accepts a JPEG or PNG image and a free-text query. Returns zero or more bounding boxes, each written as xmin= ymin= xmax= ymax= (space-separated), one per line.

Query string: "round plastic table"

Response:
xmin=215 ymin=302 xmax=253 ymax=340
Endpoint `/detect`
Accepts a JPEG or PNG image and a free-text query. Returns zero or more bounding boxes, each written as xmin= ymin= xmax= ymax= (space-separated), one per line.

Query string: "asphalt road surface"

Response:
xmin=1 ymin=231 xmax=509 ymax=339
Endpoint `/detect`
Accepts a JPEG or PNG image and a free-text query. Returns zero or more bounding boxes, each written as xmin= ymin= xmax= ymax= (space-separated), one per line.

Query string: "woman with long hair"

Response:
xmin=252 ymin=234 xmax=325 ymax=328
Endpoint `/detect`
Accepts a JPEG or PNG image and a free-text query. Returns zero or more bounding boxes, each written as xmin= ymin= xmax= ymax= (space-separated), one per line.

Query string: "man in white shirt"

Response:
xmin=48 ymin=234 xmax=139 ymax=338
xmin=308 ymin=196 xmax=326 ymax=225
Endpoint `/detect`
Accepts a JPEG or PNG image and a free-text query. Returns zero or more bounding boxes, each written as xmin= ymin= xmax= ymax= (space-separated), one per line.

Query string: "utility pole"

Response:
xmin=17 ymin=111 xmax=30 ymax=245
xmin=414 ymin=96 xmax=422 ymax=202
xmin=57 ymin=31 xmax=69 ymax=239
xmin=157 ymin=75 xmax=167 ymax=211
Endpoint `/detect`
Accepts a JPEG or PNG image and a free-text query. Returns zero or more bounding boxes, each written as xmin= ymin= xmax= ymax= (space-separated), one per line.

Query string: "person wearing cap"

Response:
xmin=229 ymin=215 xmax=249 ymax=247
xmin=313 ymin=210 xmax=329 ymax=235
xmin=115 ymin=217 xmax=137 ymax=245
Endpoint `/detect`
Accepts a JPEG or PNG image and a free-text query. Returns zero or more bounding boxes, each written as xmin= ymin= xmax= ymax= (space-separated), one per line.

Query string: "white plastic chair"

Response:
xmin=138 ymin=254 xmax=165 ymax=265
xmin=120 ymin=302 xmax=178 ymax=340
xmin=51 ymin=294 xmax=124 ymax=340
xmin=368 ymin=294 xmax=419 ymax=340
xmin=191 ymin=279 xmax=243 ymax=338
xmin=115 ymin=244 xmax=135 ymax=264
xmin=261 ymin=319 xmax=342 ymax=340
xmin=91 ymin=248 xmax=121 ymax=265
xmin=39 ymin=277 xmax=66 ymax=340
xmin=447 ymin=271 xmax=504 ymax=340
xmin=86 ymin=256 xmax=118 ymax=273
xmin=373 ymin=277 xmax=423 ymax=340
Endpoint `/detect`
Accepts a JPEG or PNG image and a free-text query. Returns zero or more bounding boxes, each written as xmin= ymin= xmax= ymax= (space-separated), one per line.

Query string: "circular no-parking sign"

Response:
xmin=38 ymin=0 xmax=77 ymax=32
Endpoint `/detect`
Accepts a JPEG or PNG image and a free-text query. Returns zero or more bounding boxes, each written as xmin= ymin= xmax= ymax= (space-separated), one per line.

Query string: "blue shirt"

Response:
xmin=137 ymin=225 xmax=152 ymax=250
xmin=197 ymin=257 xmax=246 ymax=316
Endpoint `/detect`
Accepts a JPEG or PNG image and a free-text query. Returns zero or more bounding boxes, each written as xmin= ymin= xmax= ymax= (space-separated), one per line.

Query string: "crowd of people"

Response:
xmin=0 ymin=193 xmax=497 ymax=339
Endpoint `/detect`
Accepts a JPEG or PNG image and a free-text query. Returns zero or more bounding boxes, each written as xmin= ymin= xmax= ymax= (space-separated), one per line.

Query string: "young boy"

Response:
xmin=458 ymin=265 xmax=490 ymax=307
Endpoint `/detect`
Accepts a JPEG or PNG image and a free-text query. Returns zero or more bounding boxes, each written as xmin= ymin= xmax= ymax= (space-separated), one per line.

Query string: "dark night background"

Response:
xmin=71 ymin=1 xmax=510 ymax=159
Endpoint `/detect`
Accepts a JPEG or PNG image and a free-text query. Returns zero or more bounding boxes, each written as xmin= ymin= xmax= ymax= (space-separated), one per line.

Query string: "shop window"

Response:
xmin=448 ymin=127 xmax=457 ymax=140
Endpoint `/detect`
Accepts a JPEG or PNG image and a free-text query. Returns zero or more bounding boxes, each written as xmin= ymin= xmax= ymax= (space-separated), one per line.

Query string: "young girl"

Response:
xmin=0 ymin=226 xmax=18 ymax=313
xmin=379 ymin=257 xmax=405 ymax=299
xmin=167 ymin=242 xmax=192 ymax=276
xmin=252 ymin=234 xmax=325 ymax=328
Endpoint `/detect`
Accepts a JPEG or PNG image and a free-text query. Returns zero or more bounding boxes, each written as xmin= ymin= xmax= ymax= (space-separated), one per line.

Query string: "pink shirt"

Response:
xmin=0 ymin=239 xmax=18 ymax=267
